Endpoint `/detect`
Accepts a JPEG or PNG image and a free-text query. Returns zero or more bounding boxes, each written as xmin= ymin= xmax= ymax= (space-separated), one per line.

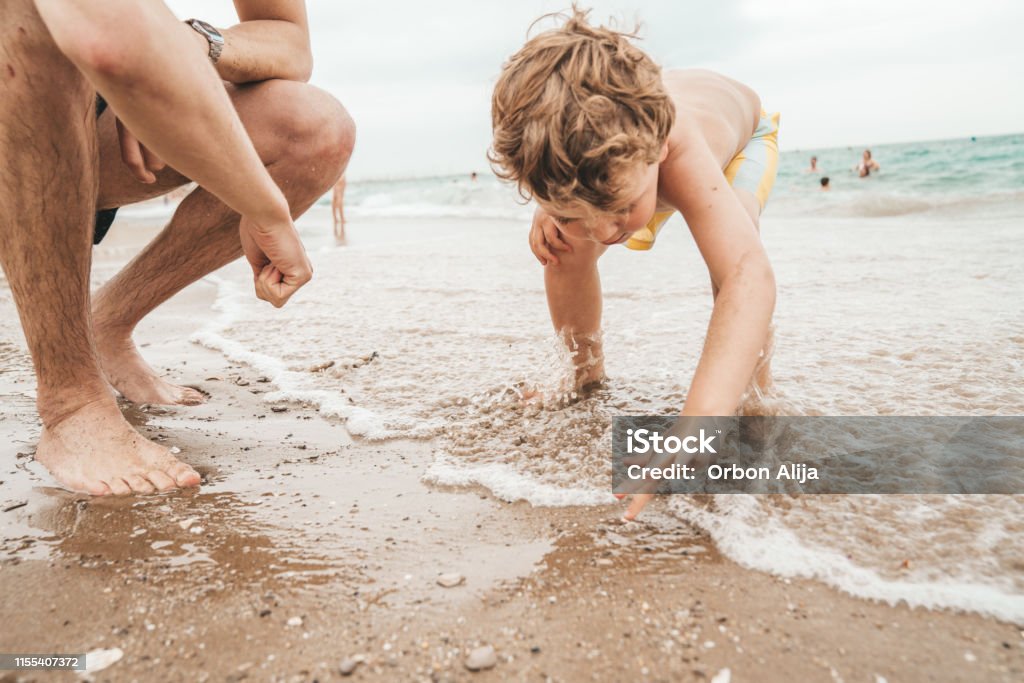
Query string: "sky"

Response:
xmin=167 ymin=0 xmax=1023 ymax=180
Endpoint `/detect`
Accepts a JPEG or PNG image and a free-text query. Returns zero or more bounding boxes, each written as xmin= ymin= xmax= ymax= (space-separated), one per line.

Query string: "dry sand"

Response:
xmin=1 ymin=215 xmax=1021 ymax=682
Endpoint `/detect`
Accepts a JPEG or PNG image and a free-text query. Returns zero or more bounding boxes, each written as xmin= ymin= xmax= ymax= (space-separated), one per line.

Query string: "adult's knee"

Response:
xmin=254 ymin=81 xmax=355 ymax=184
xmin=1 ymin=1 xmax=92 ymax=103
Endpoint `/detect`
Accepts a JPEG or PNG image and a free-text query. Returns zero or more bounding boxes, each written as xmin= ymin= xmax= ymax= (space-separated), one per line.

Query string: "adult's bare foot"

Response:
xmin=36 ymin=398 xmax=201 ymax=495
xmin=93 ymin=325 xmax=207 ymax=406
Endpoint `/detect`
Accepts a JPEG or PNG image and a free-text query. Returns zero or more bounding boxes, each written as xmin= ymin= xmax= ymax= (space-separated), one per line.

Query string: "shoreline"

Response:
xmin=1 ymin=215 xmax=1021 ymax=681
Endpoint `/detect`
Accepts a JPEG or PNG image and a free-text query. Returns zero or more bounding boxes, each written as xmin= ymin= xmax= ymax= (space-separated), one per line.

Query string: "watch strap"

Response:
xmin=186 ymin=19 xmax=224 ymax=65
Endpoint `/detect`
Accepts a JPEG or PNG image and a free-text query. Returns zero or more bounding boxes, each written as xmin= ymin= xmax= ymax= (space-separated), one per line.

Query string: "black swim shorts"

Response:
xmin=93 ymin=95 xmax=118 ymax=245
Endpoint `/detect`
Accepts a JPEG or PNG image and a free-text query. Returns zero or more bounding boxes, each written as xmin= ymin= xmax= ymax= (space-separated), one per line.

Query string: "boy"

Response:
xmin=490 ymin=8 xmax=779 ymax=519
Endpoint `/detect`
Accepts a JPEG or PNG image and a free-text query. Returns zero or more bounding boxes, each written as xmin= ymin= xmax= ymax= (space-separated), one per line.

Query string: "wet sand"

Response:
xmin=1 ymin=213 xmax=1022 ymax=682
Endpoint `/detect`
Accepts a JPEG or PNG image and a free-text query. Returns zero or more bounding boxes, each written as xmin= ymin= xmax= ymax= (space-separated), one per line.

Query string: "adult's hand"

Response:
xmin=116 ymin=117 xmax=166 ymax=184
xmin=240 ymin=216 xmax=313 ymax=308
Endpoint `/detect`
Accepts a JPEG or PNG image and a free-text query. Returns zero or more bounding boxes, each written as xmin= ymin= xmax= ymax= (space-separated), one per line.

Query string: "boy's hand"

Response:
xmin=530 ymin=211 xmax=573 ymax=265
xmin=619 ymin=493 xmax=655 ymax=521
xmin=614 ymin=458 xmax=661 ymax=521
xmin=613 ymin=440 xmax=666 ymax=519
xmin=614 ymin=416 xmax=726 ymax=521
xmin=240 ymin=217 xmax=313 ymax=308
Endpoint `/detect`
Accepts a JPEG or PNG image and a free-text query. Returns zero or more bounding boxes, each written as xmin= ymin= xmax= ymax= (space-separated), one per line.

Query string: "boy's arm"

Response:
xmin=37 ymin=0 xmax=310 ymax=307
xmin=620 ymin=137 xmax=775 ymax=520
xmin=661 ymin=137 xmax=776 ymax=417
xmin=536 ymin=208 xmax=608 ymax=390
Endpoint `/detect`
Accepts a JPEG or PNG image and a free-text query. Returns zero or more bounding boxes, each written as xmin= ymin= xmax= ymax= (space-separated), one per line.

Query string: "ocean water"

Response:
xmin=194 ymin=133 xmax=1024 ymax=622
xmin=336 ymin=133 xmax=1024 ymax=223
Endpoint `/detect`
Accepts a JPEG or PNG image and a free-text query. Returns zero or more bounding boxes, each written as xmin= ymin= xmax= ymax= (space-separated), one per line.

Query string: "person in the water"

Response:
xmin=857 ymin=149 xmax=880 ymax=177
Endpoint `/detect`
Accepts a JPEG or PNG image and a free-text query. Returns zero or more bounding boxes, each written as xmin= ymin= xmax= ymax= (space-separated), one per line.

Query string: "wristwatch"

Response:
xmin=186 ymin=19 xmax=225 ymax=64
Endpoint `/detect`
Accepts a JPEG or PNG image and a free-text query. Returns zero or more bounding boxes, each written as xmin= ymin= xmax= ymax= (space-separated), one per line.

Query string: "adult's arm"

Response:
xmin=36 ymin=0 xmax=310 ymax=306
xmin=193 ymin=0 xmax=312 ymax=83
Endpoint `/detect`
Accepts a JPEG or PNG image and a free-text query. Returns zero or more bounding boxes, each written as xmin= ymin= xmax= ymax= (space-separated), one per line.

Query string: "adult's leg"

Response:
xmin=91 ymin=79 xmax=355 ymax=405
xmin=544 ymin=237 xmax=608 ymax=388
xmin=0 ymin=0 xmax=199 ymax=494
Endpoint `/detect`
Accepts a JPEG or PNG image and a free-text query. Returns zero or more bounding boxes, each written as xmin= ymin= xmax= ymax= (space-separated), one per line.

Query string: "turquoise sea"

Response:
xmin=335 ymin=132 xmax=1024 ymax=222
xmin=772 ymin=133 xmax=1024 ymax=220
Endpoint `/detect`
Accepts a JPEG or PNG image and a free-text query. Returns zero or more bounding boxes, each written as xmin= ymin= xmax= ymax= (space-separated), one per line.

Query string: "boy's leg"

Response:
xmin=0 ymin=0 xmax=198 ymax=494
xmin=91 ymin=80 xmax=355 ymax=405
xmin=544 ymin=237 xmax=608 ymax=388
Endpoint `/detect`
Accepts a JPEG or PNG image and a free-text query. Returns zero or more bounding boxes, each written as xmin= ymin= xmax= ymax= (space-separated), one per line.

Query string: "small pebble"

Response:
xmin=339 ymin=656 xmax=365 ymax=676
xmin=710 ymin=669 xmax=731 ymax=683
xmin=679 ymin=545 xmax=707 ymax=555
xmin=286 ymin=616 xmax=303 ymax=627
xmin=83 ymin=647 xmax=123 ymax=673
xmin=437 ymin=573 xmax=465 ymax=588
xmin=465 ymin=645 xmax=497 ymax=671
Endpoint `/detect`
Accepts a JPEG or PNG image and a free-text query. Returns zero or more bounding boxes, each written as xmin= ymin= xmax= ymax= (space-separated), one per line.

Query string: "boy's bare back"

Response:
xmin=661 ymin=69 xmax=762 ymax=177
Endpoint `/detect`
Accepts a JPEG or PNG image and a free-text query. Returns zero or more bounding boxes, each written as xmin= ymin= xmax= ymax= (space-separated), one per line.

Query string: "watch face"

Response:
xmin=192 ymin=19 xmax=224 ymax=44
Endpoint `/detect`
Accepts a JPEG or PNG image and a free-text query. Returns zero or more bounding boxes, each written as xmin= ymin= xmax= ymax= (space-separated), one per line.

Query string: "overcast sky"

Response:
xmin=167 ymin=0 xmax=1022 ymax=180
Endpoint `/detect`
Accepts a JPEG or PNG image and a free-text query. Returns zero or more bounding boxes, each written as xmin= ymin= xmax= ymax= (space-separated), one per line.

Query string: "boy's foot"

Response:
xmin=94 ymin=328 xmax=207 ymax=406
xmin=36 ymin=398 xmax=201 ymax=495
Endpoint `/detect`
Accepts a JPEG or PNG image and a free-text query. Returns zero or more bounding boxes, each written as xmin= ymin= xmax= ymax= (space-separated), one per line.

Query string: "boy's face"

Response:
xmin=541 ymin=160 xmax=661 ymax=245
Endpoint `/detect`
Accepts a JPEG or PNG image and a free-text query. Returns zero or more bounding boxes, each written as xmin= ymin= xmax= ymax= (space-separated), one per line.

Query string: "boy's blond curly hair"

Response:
xmin=489 ymin=6 xmax=675 ymax=215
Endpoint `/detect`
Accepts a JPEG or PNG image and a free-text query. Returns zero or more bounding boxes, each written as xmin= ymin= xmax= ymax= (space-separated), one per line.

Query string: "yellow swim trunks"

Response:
xmin=625 ymin=109 xmax=781 ymax=251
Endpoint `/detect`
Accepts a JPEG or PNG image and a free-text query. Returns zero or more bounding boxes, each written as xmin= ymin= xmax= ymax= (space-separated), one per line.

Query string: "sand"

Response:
xmin=0 ymin=214 xmax=1021 ymax=682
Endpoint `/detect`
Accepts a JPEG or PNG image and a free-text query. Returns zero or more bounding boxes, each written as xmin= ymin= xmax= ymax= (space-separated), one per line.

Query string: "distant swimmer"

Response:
xmin=470 ymin=171 xmax=479 ymax=182
xmin=806 ymin=156 xmax=824 ymax=174
xmin=857 ymin=149 xmax=880 ymax=177
xmin=820 ymin=177 xmax=831 ymax=191
xmin=332 ymin=175 xmax=347 ymax=239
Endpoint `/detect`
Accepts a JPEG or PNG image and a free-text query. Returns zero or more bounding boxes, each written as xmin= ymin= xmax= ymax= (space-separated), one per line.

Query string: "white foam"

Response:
xmin=190 ymin=274 xmax=419 ymax=441
xmin=669 ymin=496 xmax=1024 ymax=624
xmin=425 ymin=452 xmax=616 ymax=507
xmin=348 ymin=203 xmax=531 ymax=221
